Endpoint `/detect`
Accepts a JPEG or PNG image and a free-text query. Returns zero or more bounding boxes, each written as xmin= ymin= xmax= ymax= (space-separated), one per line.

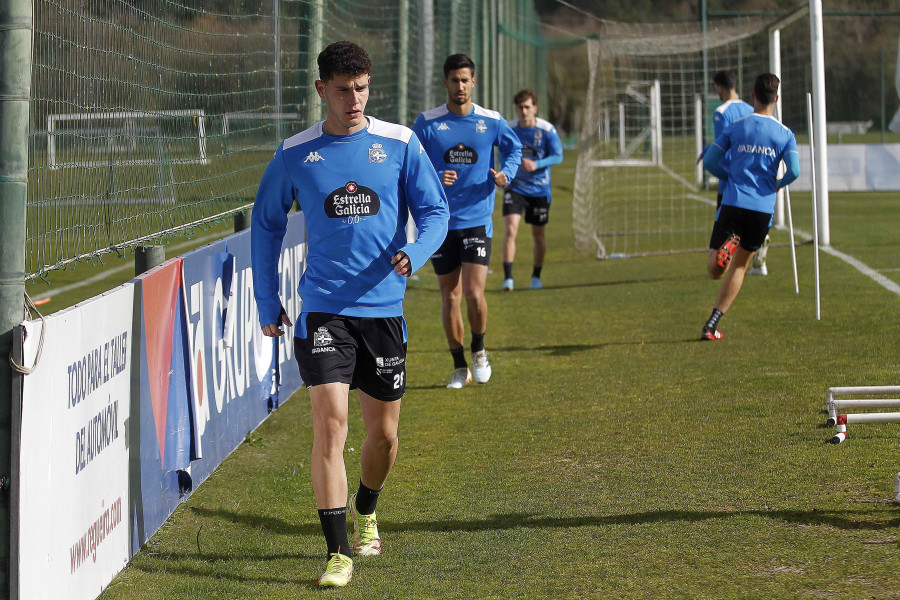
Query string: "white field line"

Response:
xmin=777 ymin=225 xmax=900 ymax=297
xmin=31 ymin=230 xmax=228 ymax=301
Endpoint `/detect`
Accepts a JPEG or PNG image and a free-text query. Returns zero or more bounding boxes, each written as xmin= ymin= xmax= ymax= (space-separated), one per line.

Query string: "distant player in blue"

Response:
xmin=700 ymin=73 xmax=800 ymax=340
xmin=699 ymin=70 xmax=755 ymax=209
xmin=412 ymin=53 xmax=522 ymax=389
xmin=502 ymin=89 xmax=564 ymax=292
xmin=251 ymin=41 xmax=448 ymax=587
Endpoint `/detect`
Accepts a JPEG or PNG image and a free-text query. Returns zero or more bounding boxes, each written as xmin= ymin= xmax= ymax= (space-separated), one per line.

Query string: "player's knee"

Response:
xmin=315 ymin=418 xmax=348 ymax=448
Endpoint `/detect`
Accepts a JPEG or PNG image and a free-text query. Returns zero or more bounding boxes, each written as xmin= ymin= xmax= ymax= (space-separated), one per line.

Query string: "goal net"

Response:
xmin=573 ymin=14 xmax=811 ymax=258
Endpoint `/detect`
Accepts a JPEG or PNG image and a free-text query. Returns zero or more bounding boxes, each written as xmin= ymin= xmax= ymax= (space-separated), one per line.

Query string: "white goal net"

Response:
xmin=573 ymin=14 xmax=811 ymax=258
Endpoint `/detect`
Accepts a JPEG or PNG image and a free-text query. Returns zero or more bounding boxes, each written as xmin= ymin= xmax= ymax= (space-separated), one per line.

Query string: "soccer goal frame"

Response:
xmin=591 ymin=80 xmax=663 ymax=168
xmin=47 ymin=109 xmax=209 ymax=169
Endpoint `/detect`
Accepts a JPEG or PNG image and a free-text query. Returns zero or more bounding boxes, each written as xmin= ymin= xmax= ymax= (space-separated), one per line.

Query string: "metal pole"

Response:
xmin=134 ymin=246 xmax=166 ymax=277
xmin=701 ymin=0 xmax=710 ymax=189
xmin=307 ymin=0 xmax=324 ymax=124
xmin=398 ymin=0 xmax=409 ymax=124
xmin=881 ymin=48 xmax=886 ymax=143
xmin=770 ymin=26 xmax=785 ymax=227
xmin=419 ymin=0 xmax=434 ymax=114
xmin=273 ymin=0 xmax=283 ymax=141
xmin=809 ymin=0 xmax=830 ymax=246
xmin=0 ymin=1 xmax=32 ymax=595
xmin=807 ymin=92 xmax=821 ymax=320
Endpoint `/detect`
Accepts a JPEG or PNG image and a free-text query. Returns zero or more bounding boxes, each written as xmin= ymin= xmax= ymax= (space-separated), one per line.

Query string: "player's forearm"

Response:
xmin=702 ymin=145 xmax=729 ymax=180
xmin=533 ymin=153 xmax=563 ymax=170
xmin=777 ymin=152 xmax=801 ymax=189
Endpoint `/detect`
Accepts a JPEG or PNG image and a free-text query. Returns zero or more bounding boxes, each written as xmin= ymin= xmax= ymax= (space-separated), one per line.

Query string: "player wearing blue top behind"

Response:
xmin=700 ymin=73 xmax=800 ymax=341
xmin=412 ymin=54 xmax=522 ymax=389
xmin=251 ymin=41 xmax=449 ymax=587
xmin=502 ymin=89 xmax=564 ymax=292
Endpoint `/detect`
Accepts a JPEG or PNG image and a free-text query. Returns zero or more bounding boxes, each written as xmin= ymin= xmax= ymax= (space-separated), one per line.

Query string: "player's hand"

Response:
xmin=391 ymin=251 xmax=412 ymax=277
xmin=262 ymin=308 xmax=292 ymax=337
xmin=442 ymin=170 xmax=458 ymax=186
xmin=490 ymin=168 xmax=509 ymax=187
xmin=521 ymin=158 xmax=538 ymax=172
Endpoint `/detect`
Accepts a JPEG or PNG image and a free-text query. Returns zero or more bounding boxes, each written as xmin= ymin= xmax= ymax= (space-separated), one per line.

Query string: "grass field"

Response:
xmin=51 ymin=152 xmax=900 ymax=599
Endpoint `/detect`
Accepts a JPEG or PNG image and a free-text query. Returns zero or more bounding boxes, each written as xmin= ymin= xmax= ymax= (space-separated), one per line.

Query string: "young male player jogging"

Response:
xmin=700 ymin=73 xmax=799 ymax=341
xmin=502 ymin=89 xmax=563 ymax=291
xmin=251 ymin=41 xmax=448 ymax=587
xmin=412 ymin=53 xmax=522 ymax=389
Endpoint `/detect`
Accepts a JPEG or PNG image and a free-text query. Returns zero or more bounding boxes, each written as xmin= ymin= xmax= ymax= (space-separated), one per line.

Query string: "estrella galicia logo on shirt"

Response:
xmin=325 ymin=181 xmax=381 ymax=219
xmin=444 ymin=143 xmax=478 ymax=165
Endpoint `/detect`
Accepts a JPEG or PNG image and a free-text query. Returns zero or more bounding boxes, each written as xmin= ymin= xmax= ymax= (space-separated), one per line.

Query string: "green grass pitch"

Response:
xmin=43 ymin=152 xmax=899 ymax=599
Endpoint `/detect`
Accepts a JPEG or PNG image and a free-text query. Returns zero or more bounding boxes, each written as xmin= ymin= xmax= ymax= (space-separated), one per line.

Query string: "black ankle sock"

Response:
xmin=318 ymin=507 xmax=351 ymax=557
xmin=705 ymin=308 xmax=724 ymax=332
xmin=355 ymin=480 xmax=382 ymax=516
xmin=532 ymin=265 xmax=542 ymax=279
xmin=471 ymin=332 xmax=485 ymax=354
xmin=451 ymin=346 xmax=467 ymax=369
xmin=503 ymin=262 xmax=513 ymax=279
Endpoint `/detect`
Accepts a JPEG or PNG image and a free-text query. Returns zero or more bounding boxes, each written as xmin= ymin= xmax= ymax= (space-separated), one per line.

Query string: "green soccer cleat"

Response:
xmin=318 ymin=552 xmax=353 ymax=587
xmin=349 ymin=493 xmax=383 ymax=556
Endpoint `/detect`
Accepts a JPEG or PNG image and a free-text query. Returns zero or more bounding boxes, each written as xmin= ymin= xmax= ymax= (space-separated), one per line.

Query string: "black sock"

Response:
xmin=355 ymin=480 xmax=382 ymax=516
xmin=503 ymin=262 xmax=513 ymax=279
xmin=705 ymin=308 xmax=723 ymax=332
xmin=532 ymin=265 xmax=542 ymax=279
xmin=318 ymin=507 xmax=351 ymax=557
xmin=471 ymin=332 xmax=485 ymax=354
xmin=451 ymin=346 xmax=467 ymax=369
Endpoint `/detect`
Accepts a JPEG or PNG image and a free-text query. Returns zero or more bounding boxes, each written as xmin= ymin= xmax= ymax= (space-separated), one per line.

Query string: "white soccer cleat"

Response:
xmin=502 ymin=278 xmax=514 ymax=292
xmin=472 ymin=349 xmax=492 ymax=383
xmin=750 ymin=235 xmax=770 ymax=275
xmin=747 ymin=264 xmax=768 ymax=276
xmin=446 ymin=367 xmax=472 ymax=389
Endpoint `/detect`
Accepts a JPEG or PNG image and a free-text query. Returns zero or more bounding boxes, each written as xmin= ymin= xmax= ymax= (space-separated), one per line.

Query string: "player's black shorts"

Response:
xmin=709 ymin=204 xmax=772 ymax=253
xmin=293 ymin=312 xmax=407 ymax=401
xmin=430 ymin=226 xmax=491 ymax=275
xmin=716 ymin=193 xmax=723 ymax=210
xmin=502 ymin=190 xmax=550 ymax=225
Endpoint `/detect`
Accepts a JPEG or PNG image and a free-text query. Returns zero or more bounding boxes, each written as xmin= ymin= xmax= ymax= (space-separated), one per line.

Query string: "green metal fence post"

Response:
xmin=398 ymin=0 xmax=409 ymax=124
xmin=0 ymin=1 xmax=33 ymax=595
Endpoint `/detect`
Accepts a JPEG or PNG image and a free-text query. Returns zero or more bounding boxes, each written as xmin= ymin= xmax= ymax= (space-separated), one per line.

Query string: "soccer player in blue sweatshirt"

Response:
xmin=700 ymin=73 xmax=800 ymax=341
xmin=412 ymin=54 xmax=522 ymax=389
xmin=251 ymin=41 xmax=448 ymax=587
xmin=502 ymin=89 xmax=564 ymax=291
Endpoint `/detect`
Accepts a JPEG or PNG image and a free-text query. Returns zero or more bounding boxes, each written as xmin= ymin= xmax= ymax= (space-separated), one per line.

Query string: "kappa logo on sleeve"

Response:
xmin=304 ymin=151 xmax=325 ymax=163
xmin=437 ymin=122 xmax=451 ymax=131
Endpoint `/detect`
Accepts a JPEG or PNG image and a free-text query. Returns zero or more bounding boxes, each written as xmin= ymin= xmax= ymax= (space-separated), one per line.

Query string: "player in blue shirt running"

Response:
xmin=502 ymin=89 xmax=564 ymax=291
xmin=251 ymin=41 xmax=449 ymax=587
xmin=700 ymin=73 xmax=800 ymax=341
xmin=412 ymin=54 xmax=522 ymax=389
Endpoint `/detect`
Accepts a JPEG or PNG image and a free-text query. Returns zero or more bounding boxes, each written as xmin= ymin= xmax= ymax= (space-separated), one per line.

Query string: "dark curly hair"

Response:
xmin=443 ymin=54 xmax=476 ymax=78
xmin=318 ymin=41 xmax=372 ymax=82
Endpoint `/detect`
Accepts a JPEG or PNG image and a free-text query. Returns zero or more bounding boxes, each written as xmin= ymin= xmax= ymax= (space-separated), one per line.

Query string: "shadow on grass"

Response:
xmin=494 ymin=338 xmax=697 ymax=356
xmin=485 ymin=276 xmax=679 ymax=294
xmin=382 ymin=508 xmax=900 ymax=533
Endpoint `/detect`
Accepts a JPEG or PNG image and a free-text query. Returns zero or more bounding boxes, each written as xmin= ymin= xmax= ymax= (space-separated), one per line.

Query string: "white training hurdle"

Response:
xmin=825 ymin=385 xmax=900 ymax=444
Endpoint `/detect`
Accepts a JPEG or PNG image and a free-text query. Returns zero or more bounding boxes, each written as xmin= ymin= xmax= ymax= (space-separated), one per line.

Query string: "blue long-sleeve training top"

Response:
xmin=704 ymin=113 xmax=800 ymax=215
xmin=412 ymin=103 xmax=522 ymax=237
xmin=508 ymin=117 xmax=564 ymax=200
xmin=251 ymin=117 xmax=449 ymax=328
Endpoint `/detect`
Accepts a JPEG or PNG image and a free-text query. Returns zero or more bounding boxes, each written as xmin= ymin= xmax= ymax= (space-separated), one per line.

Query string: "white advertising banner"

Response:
xmin=18 ymin=284 xmax=134 ymax=600
xmin=793 ymin=144 xmax=900 ymax=192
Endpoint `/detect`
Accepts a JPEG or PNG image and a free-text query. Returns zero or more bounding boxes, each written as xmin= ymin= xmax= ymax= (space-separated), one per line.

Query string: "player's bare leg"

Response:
xmin=309 ymin=382 xmax=351 ymax=509
xmin=438 ymin=268 xmax=471 ymax=387
xmin=461 ymin=261 xmax=491 ymax=382
xmin=502 ymin=213 xmax=522 ymax=291
xmin=702 ymin=247 xmax=754 ymax=340
xmin=531 ymin=224 xmax=546 ymax=289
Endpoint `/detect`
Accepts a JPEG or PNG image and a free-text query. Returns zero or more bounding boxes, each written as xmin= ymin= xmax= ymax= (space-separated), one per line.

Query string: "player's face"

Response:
xmin=316 ymin=73 xmax=370 ymax=134
xmin=515 ymin=98 xmax=538 ymax=126
xmin=444 ymin=68 xmax=475 ymax=107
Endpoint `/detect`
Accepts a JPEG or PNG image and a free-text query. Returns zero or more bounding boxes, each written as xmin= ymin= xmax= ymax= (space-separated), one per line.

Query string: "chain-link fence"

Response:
xmin=26 ymin=0 xmax=547 ymax=281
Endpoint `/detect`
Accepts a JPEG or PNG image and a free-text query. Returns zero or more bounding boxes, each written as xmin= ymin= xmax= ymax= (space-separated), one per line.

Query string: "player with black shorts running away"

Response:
xmin=700 ymin=73 xmax=799 ymax=341
xmin=412 ymin=53 xmax=522 ymax=389
xmin=251 ymin=41 xmax=448 ymax=587
xmin=502 ymin=89 xmax=564 ymax=291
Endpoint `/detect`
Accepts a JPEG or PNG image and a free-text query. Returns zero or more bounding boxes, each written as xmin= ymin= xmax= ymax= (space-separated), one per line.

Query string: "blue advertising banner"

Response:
xmin=130 ymin=212 xmax=306 ymax=552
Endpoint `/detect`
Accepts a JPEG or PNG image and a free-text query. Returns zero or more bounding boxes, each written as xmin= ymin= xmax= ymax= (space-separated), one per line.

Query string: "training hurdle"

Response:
xmin=825 ymin=385 xmax=900 ymax=444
